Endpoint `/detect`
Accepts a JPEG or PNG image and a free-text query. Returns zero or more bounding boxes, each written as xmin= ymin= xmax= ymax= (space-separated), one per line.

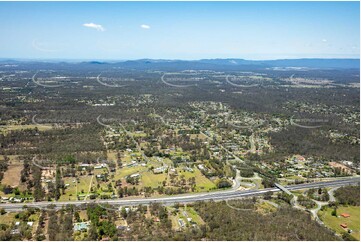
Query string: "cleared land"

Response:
xmin=318 ymin=205 xmax=360 ymax=240
xmin=1 ymin=160 xmax=23 ymax=188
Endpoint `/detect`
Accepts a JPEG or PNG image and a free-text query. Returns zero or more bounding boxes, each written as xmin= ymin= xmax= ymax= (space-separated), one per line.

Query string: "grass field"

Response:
xmin=0 ymin=124 xmax=53 ymax=133
xmin=185 ymin=206 xmax=205 ymax=225
xmin=141 ymin=172 xmax=167 ymax=188
xmin=77 ymin=176 xmax=93 ymax=195
xmin=132 ymin=132 xmax=147 ymax=137
xmin=169 ymin=206 xmax=205 ymax=230
xmin=106 ymin=150 xmax=118 ymax=161
xmin=179 ymin=168 xmax=216 ymax=191
xmin=256 ymin=201 xmax=277 ymax=214
xmin=318 ymin=206 xmax=360 ymax=240
xmin=0 ymin=212 xmax=16 ymax=225
xmin=2 ymin=160 xmax=23 ymax=187
xmin=59 ymin=177 xmax=77 ymax=201
xmin=114 ymin=165 xmax=148 ymax=179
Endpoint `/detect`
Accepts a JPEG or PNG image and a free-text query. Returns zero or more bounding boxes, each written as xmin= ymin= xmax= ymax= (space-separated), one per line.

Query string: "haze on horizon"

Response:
xmin=0 ymin=1 xmax=359 ymax=60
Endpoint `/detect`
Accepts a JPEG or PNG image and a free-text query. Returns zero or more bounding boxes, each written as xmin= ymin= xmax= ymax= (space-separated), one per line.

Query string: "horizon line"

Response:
xmin=0 ymin=57 xmax=360 ymax=63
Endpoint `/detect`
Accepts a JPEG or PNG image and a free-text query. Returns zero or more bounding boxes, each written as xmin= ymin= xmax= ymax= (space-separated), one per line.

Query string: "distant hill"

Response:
xmin=103 ymin=58 xmax=360 ymax=70
xmin=258 ymin=58 xmax=360 ymax=69
xmin=1 ymin=58 xmax=359 ymax=70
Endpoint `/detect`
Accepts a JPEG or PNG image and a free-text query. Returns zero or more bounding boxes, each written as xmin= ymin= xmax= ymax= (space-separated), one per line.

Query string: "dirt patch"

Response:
xmin=329 ymin=162 xmax=353 ymax=174
xmin=2 ymin=163 xmax=23 ymax=187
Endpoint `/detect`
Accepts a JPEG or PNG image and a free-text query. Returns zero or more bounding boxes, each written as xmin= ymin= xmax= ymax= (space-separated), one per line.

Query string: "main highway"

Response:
xmin=0 ymin=177 xmax=358 ymax=211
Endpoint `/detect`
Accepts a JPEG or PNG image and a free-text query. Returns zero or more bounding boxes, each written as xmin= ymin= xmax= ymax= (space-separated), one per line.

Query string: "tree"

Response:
xmin=87 ymin=224 xmax=98 ymax=241
xmin=342 ymin=232 xmax=357 ymax=241
xmin=331 ymin=207 xmax=337 ymax=217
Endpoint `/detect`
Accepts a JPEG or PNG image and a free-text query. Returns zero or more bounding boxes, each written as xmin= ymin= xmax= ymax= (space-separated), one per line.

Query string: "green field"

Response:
xmin=77 ymin=176 xmax=93 ymax=196
xmin=0 ymin=212 xmax=16 ymax=225
xmin=114 ymin=166 xmax=147 ymax=179
xmin=0 ymin=124 xmax=53 ymax=133
xmin=318 ymin=206 xmax=360 ymax=240
xmin=59 ymin=177 xmax=77 ymax=201
xmin=185 ymin=206 xmax=205 ymax=225
xmin=179 ymin=168 xmax=216 ymax=191
xmin=141 ymin=172 xmax=167 ymax=187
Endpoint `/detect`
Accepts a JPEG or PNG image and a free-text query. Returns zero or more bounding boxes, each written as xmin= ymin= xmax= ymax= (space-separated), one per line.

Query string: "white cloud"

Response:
xmin=322 ymin=39 xmax=327 ymax=42
xmin=83 ymin=23 xmax=105 ymax=31
xmin=140 ymin=24 xmax=150 ymax=29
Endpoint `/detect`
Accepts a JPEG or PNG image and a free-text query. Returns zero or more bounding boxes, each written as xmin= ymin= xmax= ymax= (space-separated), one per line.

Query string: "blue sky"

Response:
xmin=0 ymin=1 xmax=359 ymax=60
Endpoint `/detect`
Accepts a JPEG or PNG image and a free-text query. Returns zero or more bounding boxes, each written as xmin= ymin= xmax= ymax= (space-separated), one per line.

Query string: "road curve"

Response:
xmin=0 ymin=177 xmax=358 ymax=211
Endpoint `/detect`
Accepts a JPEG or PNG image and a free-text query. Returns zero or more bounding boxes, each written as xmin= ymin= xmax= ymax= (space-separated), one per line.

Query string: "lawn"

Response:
xmin=318 ymin=206 xmax=360 ymax=240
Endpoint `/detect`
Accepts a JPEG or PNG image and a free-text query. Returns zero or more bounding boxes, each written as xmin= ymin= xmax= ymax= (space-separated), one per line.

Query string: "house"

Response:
xmin=293 ymin=155 xmax=306 ymax=162
xmin=198 ymin=164 xmax=206 ymax=171
xmin=94 ymin=163 xmax=107 ymax=169
xmin=183 ymin=167 xmax=194 ymax=172
xmin=178 ymin=219 xmax=185 ymax=228
xmin=342 ymin=161 xmax=353 ymax=166
xmin=12 ymin=197 xmax=24 ymax=203
xmin=27 ymin=222 xmax=34 ymax=227
xmin=117 ymin=225 xmax=126 ymax=230
xmin=153 ymin=166 xmax=167 ymax=174
xmin=340 ymin=224 xmax=348 ymax=229
xmin=341 ymin=213 xmax=350 ymax=218
xmin=130 ymin=173 xmax=140 ymax=178
xmin=10 ymin=229 xmax=20 ymax=235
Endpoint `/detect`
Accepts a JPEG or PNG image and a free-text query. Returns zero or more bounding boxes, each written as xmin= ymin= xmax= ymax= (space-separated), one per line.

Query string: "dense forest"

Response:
xmin=193 ymin=200 xmax=338 ymax=241
xmin=334 ymin=186 xmax=360 ymax=206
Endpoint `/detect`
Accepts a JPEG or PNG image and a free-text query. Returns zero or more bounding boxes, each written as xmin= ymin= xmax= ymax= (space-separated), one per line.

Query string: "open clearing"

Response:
xmin=0 ymin=124 xmax=53 ymax=133
xmin=318 ymin=205 xmax=360 ymax=240
xmin=2 ymin=160 xmax=23 ymax=187
xmin=141 ymin=172 xmax=167 ymax=188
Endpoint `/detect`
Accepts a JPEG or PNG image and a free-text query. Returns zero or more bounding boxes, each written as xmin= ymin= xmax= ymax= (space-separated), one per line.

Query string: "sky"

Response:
xmin=0 ymin=1 xmax=359 ymax=60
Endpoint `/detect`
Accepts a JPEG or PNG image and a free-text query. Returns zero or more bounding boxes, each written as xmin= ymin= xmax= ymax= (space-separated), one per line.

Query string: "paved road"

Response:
xmin=0 ymin=177 xmax=358 ymax=211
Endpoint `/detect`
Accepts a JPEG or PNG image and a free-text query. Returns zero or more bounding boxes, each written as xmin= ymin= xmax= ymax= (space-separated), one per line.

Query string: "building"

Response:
xmin=153 ymin=166 xmax=167 ymax=174
xmin=130 ymin=173 xmax=140 ymax=178
xmin=340 ymin=224 xmax=348 ymax=229
xmin=94 ymin=163 xmax=107 ymax=169
xmin=341 ymin=213 xmax=350 ymax=218
xmin=178 ymin=219 xmax=185 ymax=228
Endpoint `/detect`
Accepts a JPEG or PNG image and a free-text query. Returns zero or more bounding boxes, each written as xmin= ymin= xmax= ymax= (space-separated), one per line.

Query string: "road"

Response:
xmin=0 ymin=177 xmax=358 ymax=211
